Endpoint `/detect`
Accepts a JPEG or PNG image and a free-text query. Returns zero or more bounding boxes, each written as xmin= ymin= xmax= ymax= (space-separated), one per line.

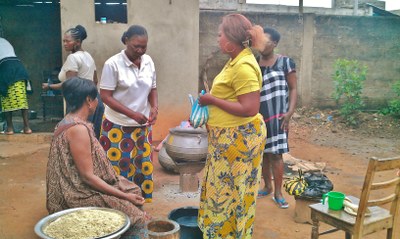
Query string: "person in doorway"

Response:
xmin=46 ymin=77 xmax=150 ymax=238
xmin=0 ymin=37 xmax=32 ymax=135
xmin=197 ymin=13 xmax=267 ymax=238
xmin=99 ymin=25 xmax=158 ymax=203
xmin=257 ymin=27 xmax=298 ymax=209
xmin=41 ymin=25 xmax=104 ymax=139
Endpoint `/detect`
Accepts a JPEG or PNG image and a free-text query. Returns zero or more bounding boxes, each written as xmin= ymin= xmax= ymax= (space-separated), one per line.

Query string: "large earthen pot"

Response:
xmin=164 ymin=127 xmax=208 ymax=162
xmin=158 ymin=145 xmax=179 ymax=174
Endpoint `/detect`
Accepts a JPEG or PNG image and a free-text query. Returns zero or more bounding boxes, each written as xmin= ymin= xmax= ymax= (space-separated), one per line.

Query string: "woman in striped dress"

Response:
xmin=258 ymin=27 xmax=298 ymax=209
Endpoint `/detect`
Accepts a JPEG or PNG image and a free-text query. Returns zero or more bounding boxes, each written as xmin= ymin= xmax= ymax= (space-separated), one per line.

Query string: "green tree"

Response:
xmin=381 ymin=80 xmax=400 ymax=117
xmin=332 ymin=59 xmax=367 ymax=126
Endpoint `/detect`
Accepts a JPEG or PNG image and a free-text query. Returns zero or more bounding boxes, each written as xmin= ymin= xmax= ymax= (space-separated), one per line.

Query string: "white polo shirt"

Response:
xmin=100 ymin=50 xmax=157 ymax=126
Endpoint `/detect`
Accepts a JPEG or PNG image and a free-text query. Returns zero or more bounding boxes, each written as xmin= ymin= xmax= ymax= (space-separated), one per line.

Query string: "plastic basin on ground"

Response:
xmin=168 ymin=206 xmax=202 ymax=239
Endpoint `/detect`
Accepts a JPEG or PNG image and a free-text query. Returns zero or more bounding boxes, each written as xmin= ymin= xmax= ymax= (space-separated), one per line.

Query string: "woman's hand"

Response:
xmin=131 ymin=112 xmax=148 ymax=125
xmin=42 ymin=83 xmax=50 ymax=91
xmin=125 ymin=193 xmax=145 ymax=206
xmin=147 ymin=107 xmax=158 ymax=125
xmin=279 ymin=112 xmax=293 ymax=132
xmin=198 ymin=93 xmax=214 ymax=106
xmin=101 ymin=89 xmax=151 ymax=125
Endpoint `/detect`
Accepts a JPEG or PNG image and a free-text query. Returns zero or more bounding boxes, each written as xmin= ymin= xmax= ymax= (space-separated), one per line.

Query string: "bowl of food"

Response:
xmin=34 ymin=207 xmax=130 ymax=239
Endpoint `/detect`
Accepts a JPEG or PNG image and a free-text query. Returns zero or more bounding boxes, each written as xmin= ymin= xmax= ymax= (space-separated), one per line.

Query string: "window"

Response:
xmin=95 ymin=0 xmax=127 ymax=24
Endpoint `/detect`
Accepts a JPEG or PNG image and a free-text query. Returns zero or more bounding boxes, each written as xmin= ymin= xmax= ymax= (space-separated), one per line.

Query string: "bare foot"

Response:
xmin=23 ymin=128 xmax=32 ymax=134
xmin=143 ymin=212 xmax=152 ymax=222
xmin=1 ymin=130 xmax=14 ymax=135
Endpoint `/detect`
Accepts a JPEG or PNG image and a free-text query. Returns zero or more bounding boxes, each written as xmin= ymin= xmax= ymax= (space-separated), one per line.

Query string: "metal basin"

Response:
xmin=164 ymin=127 xmax=208 ymax=162
xmin=34 ymin=207 xmax=130 ymax=239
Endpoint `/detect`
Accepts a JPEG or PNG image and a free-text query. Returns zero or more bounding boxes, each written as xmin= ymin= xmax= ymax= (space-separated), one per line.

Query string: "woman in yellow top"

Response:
xmin=198 ymin=13 xmax=267 ymax=239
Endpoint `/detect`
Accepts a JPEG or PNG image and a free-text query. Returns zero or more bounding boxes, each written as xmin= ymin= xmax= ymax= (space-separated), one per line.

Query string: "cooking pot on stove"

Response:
xmin=164 ymin=127 xmax=208 ymax=162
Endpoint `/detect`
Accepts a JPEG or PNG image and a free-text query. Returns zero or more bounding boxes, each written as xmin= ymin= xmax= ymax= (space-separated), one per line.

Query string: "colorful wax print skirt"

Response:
xmin=99 ymin=117 xmax=153 ymax=202
xmin=198 ymin=115 xmax=267 ymax=239
xmin=1 ymin=80 xmax=28 ymax=112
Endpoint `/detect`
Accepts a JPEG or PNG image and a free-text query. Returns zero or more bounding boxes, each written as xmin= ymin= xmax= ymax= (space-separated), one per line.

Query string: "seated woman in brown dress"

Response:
xmin=46 ymin=77 xmax=150 ymax=238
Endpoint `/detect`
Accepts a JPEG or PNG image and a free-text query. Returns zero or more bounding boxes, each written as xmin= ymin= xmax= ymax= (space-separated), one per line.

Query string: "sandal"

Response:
xmin=258 ymin=189 xmax=273 ymax=198
xmin=0 ymin=131 xmax=14 ymax=135
xmin=272 ymin=196 xmax=289 ymax=209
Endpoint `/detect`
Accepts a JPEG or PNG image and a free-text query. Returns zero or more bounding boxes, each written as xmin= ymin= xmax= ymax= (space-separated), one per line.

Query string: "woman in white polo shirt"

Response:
xmin=99 ymin=25 xmax=158 ymax=203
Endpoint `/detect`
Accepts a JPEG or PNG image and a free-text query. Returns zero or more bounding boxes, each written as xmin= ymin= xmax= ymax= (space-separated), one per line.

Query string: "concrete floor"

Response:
xmin=0 ymin=130 xmax=388 ymax=238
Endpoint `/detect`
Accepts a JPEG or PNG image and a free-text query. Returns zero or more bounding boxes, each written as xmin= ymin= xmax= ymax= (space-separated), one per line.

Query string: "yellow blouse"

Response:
xmin=208 ymin=48 xmax=262 ymax=127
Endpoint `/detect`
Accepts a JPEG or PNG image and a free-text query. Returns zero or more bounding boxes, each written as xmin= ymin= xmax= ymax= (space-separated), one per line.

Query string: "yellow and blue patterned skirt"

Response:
xmin=99 ymin=117 xmax=153 ymax=202
xmin=198 ymin=115 xmax=266 ymax=239
xmin=0 ymin=80 xmax=28 ymax=112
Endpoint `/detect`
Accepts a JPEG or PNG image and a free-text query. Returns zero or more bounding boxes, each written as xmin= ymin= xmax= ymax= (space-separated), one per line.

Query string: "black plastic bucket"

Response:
xmin=168 ymin=206 xmax=202 ymax=239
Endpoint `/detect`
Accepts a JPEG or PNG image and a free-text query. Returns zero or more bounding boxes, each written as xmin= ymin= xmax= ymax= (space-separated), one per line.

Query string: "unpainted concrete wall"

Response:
xmin=199 ymin=0 xmax=374 ymax=15
xmin=2 ymin=2 xmax=399 ymax=139
xmin=199 ymin=11 xmax=400 ymax=109
xmin=60 ymin=0 xmax=199 ymax=140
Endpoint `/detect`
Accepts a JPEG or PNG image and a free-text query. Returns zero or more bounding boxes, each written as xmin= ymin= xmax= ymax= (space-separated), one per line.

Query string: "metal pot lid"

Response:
xmin=169 ymin=127 xmax=207 ymax=135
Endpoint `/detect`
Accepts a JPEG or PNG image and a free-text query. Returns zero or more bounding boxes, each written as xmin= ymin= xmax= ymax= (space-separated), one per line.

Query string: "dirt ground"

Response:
xmin=0 ymin=108 xmax=399 ymax=239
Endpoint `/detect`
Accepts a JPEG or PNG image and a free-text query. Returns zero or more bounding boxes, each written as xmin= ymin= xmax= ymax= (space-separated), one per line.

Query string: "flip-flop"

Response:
xmin=272 ymin=196 xmax=289 ymax=209
xmin=258 ymin=189 xmax=273 ymax=198
xmin=0 ymin=131 xmax=14 ymax=135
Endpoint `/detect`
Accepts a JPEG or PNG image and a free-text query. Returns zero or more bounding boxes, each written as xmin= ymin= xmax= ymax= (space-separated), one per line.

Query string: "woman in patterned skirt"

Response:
xmin=0 ymin=37 xmax=31 ymax=135
xmin=258 ymin=27 xmax=298 ymax=209
xmin=197 ymin=14 xmax=267 ymax=239
xmin=100 ymin=25 xmax=158 ymax=203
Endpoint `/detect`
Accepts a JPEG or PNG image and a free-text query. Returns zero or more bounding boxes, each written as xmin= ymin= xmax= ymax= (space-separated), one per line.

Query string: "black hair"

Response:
xmin=62 ymin=77 xmax=97 ymax=112
xmin=263 ymin=27 xmax=281 ymax=44
xmin=66 ymin=25 xmax=88 ymax=42
xmin=121 ymin=25 xmax=148 ymax=44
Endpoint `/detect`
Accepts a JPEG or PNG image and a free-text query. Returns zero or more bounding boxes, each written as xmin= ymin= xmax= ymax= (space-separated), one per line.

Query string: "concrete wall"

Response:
xmin=199 ymin=11 xmax=400 ymax=109
xmin=2 ymin=1 xmax=399 ymax=138
xmin=199 ymin=0 xmax=373 ymax=15
xmin=60 ymin=0 xmax=199 ymax=140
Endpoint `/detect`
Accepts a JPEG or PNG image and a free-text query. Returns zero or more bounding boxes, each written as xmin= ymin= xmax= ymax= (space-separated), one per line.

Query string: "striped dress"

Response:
xmin=259 ymin=55 xmax=296 ymax=154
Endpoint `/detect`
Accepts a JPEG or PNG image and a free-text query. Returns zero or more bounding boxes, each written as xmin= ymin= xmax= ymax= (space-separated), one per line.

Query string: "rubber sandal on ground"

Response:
xmin=1 ymin=131 xmax=14 ymax=135
xmin=258 ymin=189 xmax=273 ymax=198
xmin=272 ymin=196 xmax=289 ymax=209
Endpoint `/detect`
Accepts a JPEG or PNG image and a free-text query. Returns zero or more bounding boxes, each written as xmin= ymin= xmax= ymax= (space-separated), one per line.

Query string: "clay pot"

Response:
xmin=158 ymin=146 xmax=179 ymax=174
xmin=147 ymin=218 xmax=180 ymax=239
xmin=164 ymin=127 xmax=208 ymax=162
